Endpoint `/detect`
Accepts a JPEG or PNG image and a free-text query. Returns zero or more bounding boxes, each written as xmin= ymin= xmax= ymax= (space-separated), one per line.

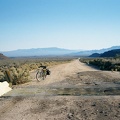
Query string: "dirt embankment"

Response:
xmin=0 ymin=59 xmax=120 ymax=120
xmin=0 ymin=53 xmax=9 ymax=60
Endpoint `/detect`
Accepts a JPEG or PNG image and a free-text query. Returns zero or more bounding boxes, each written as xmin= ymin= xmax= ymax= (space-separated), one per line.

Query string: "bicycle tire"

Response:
xmin=36 ymin=71 xmax=43 ymax=81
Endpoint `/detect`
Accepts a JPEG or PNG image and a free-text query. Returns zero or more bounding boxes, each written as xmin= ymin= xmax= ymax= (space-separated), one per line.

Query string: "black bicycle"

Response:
xmin=36 ymin=66 xmax=50 ymax=81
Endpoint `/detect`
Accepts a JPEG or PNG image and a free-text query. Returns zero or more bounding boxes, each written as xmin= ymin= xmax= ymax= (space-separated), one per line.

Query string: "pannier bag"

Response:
xmin=47 ymin=69 xmax=51 ymax=75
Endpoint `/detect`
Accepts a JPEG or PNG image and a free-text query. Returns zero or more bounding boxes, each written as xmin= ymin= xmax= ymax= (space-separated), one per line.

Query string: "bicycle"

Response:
xmin=36 ymin=66 xmax=50 ymax=81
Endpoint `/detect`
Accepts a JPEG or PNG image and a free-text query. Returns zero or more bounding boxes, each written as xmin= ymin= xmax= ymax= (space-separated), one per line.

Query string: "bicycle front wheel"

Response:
xmin=36 ymin=71 xmax=43 ymax=81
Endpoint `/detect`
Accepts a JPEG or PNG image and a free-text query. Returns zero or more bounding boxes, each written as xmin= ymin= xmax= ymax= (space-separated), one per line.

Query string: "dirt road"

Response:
xmin=0 ymin=59 xmax=120 ymax=120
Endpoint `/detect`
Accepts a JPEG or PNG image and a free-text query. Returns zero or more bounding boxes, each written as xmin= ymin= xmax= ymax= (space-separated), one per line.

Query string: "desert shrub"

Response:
xmin=80 ymin=57 xmax=120 ymax=71
xmin=29 ymin=63 xmax=38 ymax=70
xmin=0 ymin=58 xmax=73 ymax=85
xmin=9 ymin=66 xmax=30 ymax=85
xmin=0 ymin=71 xmax=5 ymax=82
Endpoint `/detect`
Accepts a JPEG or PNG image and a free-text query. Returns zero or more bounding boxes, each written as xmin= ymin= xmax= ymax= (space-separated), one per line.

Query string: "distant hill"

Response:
xmin=89 ymin=53 xmax=101 ymax=57
xmin=100 ymin=49 xmax=120 ymax=57
xmin=2 ymin=47 xmax=78 ymax=57
xmin=89 ymin=49 xmax=120 ymax=57
xmin=0 ymin=53 xmax=9 ymax=60
xmin=70 ymin=46 xmax=120 ymax=56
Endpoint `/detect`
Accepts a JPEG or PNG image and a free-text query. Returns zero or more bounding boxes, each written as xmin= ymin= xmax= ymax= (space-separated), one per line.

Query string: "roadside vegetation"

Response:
xmin=80 ymin=56 xmax=120 ymax=71
xmin=0 ymin=58 xmax=72 ymax=85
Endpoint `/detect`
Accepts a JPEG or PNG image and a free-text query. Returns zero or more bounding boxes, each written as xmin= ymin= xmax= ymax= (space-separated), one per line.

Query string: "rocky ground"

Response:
xmin=0 ymin=59 xmax=120 ymax=120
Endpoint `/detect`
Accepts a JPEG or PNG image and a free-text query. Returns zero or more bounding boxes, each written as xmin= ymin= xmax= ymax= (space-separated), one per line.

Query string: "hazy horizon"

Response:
xmin=0 ymin=0 xmax=120 ymax=51
xmin=1 ymin=45 xmax=120 ymax=53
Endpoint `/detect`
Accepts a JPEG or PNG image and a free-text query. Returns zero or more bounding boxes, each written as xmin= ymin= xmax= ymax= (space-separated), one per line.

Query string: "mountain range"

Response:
xmin=89 ymin=49 xmax=120 ymax=57
xmin=1 ymin=46 xmax=120 ymax=57
xmin=70 ymin=46 xmax=120 ymax=56
xmin=1 ymin=47 xmax=78 ymax=57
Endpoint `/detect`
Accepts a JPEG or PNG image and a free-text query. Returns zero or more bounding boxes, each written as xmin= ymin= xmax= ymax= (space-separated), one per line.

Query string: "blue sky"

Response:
xmin=0 ymin=0 xmax=120 ymax=51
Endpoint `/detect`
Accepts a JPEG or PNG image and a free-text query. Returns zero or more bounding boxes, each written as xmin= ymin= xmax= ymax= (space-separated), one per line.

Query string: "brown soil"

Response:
xmin=0 ymin=53 xmax=9 ymax=60
xmin=0 ymin=59 xmax=120 ymax=120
